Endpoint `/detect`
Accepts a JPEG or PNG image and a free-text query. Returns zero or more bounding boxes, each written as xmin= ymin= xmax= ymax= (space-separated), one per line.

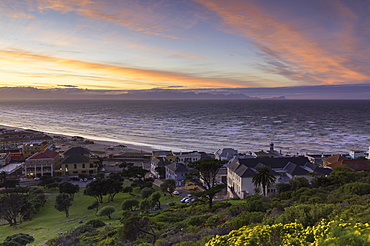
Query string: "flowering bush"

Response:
xmin=205 ymin=220 xmax=370 ymax=246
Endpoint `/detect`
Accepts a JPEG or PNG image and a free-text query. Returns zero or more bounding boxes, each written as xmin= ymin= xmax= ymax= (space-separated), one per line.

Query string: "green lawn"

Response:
xmin=0 ymin=185 xmax=182 ymax=245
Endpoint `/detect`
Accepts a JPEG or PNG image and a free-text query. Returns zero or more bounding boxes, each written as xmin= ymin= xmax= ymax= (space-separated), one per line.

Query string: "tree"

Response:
xmin=186 ymin=158 xmax=227 ymax=209
xmin=4 ymin=233 xmax=34 ymax=246
xmin=120 ymin=212 xmax=157 ymax=244
xmin=87 ymin=201 xmax=99 ymax=214
xmin=104 ymin=178 xmax=122 ymax=202
xmin=122 ymin=199 xmax=140 ymax=211
xmin=55 ymin=194 xmax=72 ymax=218
xmin=0 ymin=194 xmax=27 ymax=226
xmin=149 ymin=191 xmax=161 ymax=210
xmin=97 ymin=206 xmax=115 ymax=219
xmin=84 ymin=179 xmax=106 ymax=203
xmin=141 ymin=187 xmax=154 ymax=199
xmin=252 ymin=166 xmax=276 ymax=196
xmin=122 ymin=186 xmax=133 ymax=195
xmin=59 ymin=182 xmax=79 ymax=200
xmin=120 ymin=162 xmax=149 ymax=188
xmin=160 ymin=179 xmax=176 ymax=196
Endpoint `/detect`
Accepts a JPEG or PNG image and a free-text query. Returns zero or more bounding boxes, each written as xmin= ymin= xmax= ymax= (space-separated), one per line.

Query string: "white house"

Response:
xmin=227 ymin=157 xmax=332 ymax=198
xmin=349 ymin=150 xmax=366 ymax=159
xmin=175 ymin=151 xmax=202 ymax=164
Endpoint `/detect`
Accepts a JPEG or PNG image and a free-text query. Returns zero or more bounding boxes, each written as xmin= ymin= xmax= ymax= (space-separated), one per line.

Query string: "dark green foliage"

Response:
xmin=252 ymin=166 xmax=276 ymax=196
xmin=87 ymin=200 xmax=99 ymax=214
xmin=120 ymin=162 xmax=150 ymax=189
xmin=55 ymin=194 xmax=72 ymax=218
xmin=141 ymin=187 xmax=154 ymax=199
xmin=229 ymin=211 xmax=265 ymax=229
xmin=4 ymin=233 xmax=34 ymax=246
xmin=336 ymin=182 xmax=370 ymax=196
xmin=122 ymin=186 xmax=133 ymax=195
xmin=59 ymin=182 xmax=79 ymax=199
xmin=329 ymin=165 xmax=357 ymax=185
xmin=86 ymin=219 xmax=106 ymax=228
xmin=266 ymin=203 xmax=336 ymax=227
xmin=160 ymin=179 xmax=176 ymax=196
xmin=187 ymin=158 xmax=227 ymax=209
xmin=0 ymin=194 xmax=27 ymax=225
xmin=276 ymin=183 xmax=292 ymax=193
xmin=122 ymin=199 xmax=140 ymax=211
xmin=84 ymin=178 xmax=122 ymax=203
xmin=97 ymin=206 xmax=115 ymax=219
xmin=289 ymin=177 xmax=310 ymax=190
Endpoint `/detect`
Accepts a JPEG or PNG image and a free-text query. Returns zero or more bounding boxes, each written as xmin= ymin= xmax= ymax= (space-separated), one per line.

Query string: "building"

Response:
xmin=152 ymin=150 xmax=177 ymax=162
xmin=349 ymin=150 xmax=366 ymax=160
xmin=0 ymin=130 xmax=53 ymax=151
xmin=23 ymin=149 xmax=60 ymax=177
xmin=215 ymin=148 xmax=238 ymax=161
xmin=150 ymin=157 xmax=173 ymax=178
xmin=175 ymin=151 xmax=202 ymax=164
xmin=0 ymin=152 xmax=11 ymax=167
xmin=252 ymin=142 xmax=282 ymax=158
xmin=22 ymin=142 xmax=49 ymax=158
xmin=165 ymin=163 xmax=189 ymax=186
xmin=227 ymin=157 xmax=331 ymax=198
xmin=322 ymin=155 xmax=347 ymax=168
xmin=60 ymin=147 xmax=97 ymax=176
xmin=325 ymin=159 xmax=370 ymax=172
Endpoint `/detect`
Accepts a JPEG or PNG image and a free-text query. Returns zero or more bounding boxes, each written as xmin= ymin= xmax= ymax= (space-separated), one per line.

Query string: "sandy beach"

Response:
xmin=0 ymin=124 xmax=160 ymax=156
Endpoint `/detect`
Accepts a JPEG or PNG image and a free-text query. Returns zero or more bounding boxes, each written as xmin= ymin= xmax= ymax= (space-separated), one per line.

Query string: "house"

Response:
xmin=326 ymin=159 xmax=370 ymax=172
xmin=165 ymin=163 xmax=189 ymax=186
xmin=60 ymin=147 xmax=97 ymax=176
xmin=175 ymin=151 xmax=202 ymax=164
xmin=0 ymin=152 xmax=11 ymax=167
xmin=0 ymin=130 xmax=53 ymax=150
xmin=227 ymin=157 xmax=331 ymax=198
xmin=215 ymin=148 xmax=238 ymax=161
xmin=305 ymin=153 xmax=331 ymax=166
xmin=349 ymin=150 xmax=366 ymax=160
xmin=252 ymin=142 xmax=282 ymax=158
xmin=22 ymin=142 xmax=49 ymax=158
xmin=322 ymin=154 xmax=347 ymax=168
xmin=23 ymin=149 xmax=60 ymax=177
xmin=152 ymin=150 xmax=177 ymax=162
xmin=150 ymin=157 xmax=173 ymax=178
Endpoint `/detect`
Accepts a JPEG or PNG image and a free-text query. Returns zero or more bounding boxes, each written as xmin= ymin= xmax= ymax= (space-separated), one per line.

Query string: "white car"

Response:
xmin=172 ymin=190 xmax=180 ymax=195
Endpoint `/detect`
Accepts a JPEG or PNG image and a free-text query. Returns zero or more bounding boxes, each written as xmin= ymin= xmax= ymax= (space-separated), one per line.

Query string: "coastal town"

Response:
xmin=1 ymin=127 xmax=370 ymax=199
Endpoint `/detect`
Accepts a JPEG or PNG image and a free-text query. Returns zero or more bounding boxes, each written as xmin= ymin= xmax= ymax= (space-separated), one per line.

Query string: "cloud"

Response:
xmin=194 ymin=0 xmax=370 ymax=85
xmin=57 ymin=84 xmax=78 ymax=88
xmin=0 ymin=48 xmax=251 ymax=89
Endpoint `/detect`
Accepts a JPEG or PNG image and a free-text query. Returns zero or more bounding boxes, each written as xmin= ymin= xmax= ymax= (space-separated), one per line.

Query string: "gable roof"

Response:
xmin=228 ymin=161 xmax=256 ymax=177
xmin=327 ymin=159 xmax=370 ymax=171
xmin=239 ymin=157 xmax=310 ymax=169
xmin=284 ymin=162 xmax=309 ymax=176
xmin=61 ymin=154 xmax=90 ymax=164
xmin=64 ymin=147 xmax=90 ymax=156
xmin=28 ymin=149 xmax=59 ymax=160
xmin=322 ymin=154 xmax=346 ymax=164
xmin=165 ymin=163 xmax=188 ymax=173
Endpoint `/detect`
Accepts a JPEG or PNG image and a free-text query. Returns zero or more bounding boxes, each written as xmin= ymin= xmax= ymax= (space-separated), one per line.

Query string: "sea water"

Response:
xmin=0 ymin=99 xmax=369 ymax=154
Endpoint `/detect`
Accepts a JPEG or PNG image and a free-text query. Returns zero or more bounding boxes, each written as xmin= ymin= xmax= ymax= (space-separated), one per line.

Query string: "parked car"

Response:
xmin=173 ymin=190 xmax=180 ymax=195
xmin=180 ymin=197 xmax=191 ymax=203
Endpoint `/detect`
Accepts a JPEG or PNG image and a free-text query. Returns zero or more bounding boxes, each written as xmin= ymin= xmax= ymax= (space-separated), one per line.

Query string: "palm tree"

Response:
xmin=252 ymin=166 xmax=276 ymax=196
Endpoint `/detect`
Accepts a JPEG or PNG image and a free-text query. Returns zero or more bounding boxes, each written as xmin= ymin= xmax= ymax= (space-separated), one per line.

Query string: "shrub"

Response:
xmin=86 ymin=219 xmax=106 ymax=228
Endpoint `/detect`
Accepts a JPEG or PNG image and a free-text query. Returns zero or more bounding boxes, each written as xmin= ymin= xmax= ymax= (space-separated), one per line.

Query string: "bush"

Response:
xmin=141 ymin=187 xmax=154 ymax=199
xmin=97 ymin=206 xmax=116 ymax=219
xmin=86 ymin=219 xmax=106 ymax=228
xmin=229 ymin=211 xmax=265 ymax=229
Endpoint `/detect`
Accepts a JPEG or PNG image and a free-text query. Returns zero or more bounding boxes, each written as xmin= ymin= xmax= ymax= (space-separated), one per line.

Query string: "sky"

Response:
xmin=1 ymin=0 xmax=370 ymax=98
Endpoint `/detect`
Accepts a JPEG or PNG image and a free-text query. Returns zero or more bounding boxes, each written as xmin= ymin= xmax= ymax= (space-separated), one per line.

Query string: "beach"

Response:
xmin=0 ymin=124 xmax=159 ymax=156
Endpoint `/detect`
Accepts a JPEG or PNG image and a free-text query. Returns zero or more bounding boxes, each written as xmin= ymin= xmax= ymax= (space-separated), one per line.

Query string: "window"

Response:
xmin=74 ymin=164 xmax=77 ymax=169
xmin=82 ymin=164 xmax=85 ymax=168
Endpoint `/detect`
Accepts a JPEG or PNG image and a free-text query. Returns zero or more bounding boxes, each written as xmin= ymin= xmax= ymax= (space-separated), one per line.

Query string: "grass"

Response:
xmin=0 ymin=184 xmax=182 ymax=245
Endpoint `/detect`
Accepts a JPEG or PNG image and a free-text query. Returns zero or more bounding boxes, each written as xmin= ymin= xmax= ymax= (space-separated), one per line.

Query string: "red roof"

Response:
xmin=28 ymin=149 xmax=59 ymax=160
xmin=327 ymin=159 xmax=370 ymax=171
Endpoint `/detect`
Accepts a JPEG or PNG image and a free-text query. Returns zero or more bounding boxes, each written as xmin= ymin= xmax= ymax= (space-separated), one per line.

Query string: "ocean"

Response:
xmin=0 ymin=99 xmax=369 ymax=154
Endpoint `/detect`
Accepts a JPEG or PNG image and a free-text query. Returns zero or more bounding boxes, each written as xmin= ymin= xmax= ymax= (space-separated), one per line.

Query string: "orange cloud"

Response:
xmin=0 ymin=49 xmax=253 ymax=89
xmin=194 ymin=0 xmax=369 ymax=85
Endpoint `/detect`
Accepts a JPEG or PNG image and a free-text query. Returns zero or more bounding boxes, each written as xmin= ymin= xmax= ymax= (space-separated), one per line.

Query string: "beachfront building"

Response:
xmin=322 ymin=154 xmax=347 ymax=168
xmin=150 ymin=157 xmax=173 ymax=179
xmin=175 ymin=151 xmax=202 ymax=164
xmin=22 ymin=142 xmax=49 ymax=158
xmin=152 ymin=150 xmax=177 ymax=162
xmin=23 ymin=149 xmax=60 ymax=178
xmin=0 ymin=130 xmax=53 ymax=151
xmin=0 ymin=152 xmax=11 ymax=167
xmin=165 ymin=163 xmax=189 ymax=186
xmin=60 ymin=147 xmax=97 ymax=176
xmin=349 ymin=150 xmax=366 ymax=160
xmin=227 ymin=157 xmax=331 ymax=199
xmin=325 ymin=159 xmax=370 ymax=172
xmin=215 ymin=148 xmax=238 ymax=161
xmin=252 ymin=142 xmax=282 ymax=158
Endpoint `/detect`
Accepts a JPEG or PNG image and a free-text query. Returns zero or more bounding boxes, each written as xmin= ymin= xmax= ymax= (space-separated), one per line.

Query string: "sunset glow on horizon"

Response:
xmin=1 ymin=0 xmax=370 ymax=91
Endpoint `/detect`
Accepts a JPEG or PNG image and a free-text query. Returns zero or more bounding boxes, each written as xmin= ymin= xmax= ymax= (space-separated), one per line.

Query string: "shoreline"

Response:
xmin=0 ymin=124 xmax=161 ymax=155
